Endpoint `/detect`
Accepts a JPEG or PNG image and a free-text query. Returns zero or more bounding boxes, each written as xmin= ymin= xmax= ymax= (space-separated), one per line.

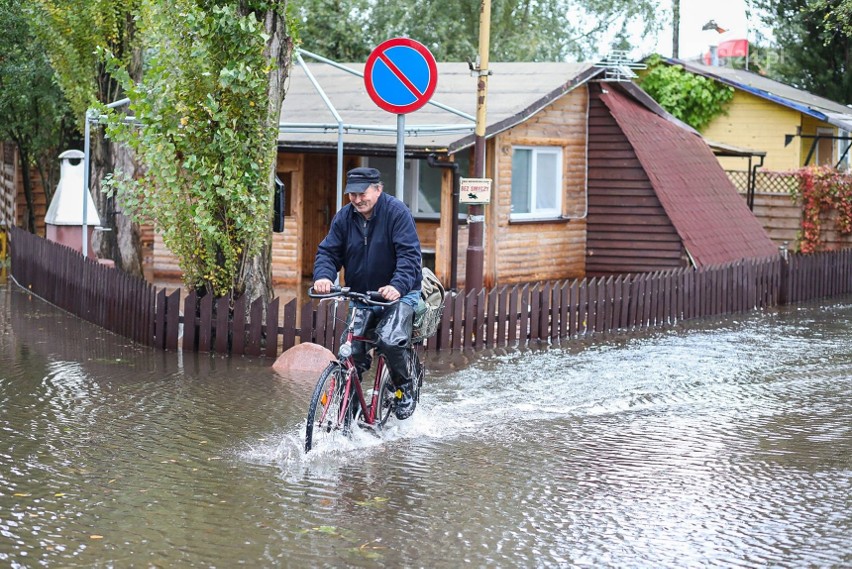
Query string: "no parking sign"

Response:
xmin=364 ymin=38 xmax=438 ymax=114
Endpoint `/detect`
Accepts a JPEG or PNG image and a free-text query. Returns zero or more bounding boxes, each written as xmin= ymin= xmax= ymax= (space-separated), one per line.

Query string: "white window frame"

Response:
xmin=510 ymin=145 xmax=563 ymax=221
xmin=367 ymin=157 xmax=441 ymax=219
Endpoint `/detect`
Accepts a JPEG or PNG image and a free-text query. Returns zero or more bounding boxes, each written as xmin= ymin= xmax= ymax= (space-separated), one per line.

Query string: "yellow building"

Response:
xmin=660 ymin=59 xmax=852 ymax=173
xmin=647 ymin=59 xmax=852 ymax=251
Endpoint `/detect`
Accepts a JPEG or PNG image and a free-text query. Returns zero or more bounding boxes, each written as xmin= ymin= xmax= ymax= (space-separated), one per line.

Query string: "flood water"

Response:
xmin=1 ymin=283 xmax=850 ymax=568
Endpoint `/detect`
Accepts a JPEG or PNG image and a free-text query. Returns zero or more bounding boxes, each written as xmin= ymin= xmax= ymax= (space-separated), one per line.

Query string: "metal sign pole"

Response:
xmin=396 ymin=114 xmax=405 ymax=200
xmin=363 ymin=38 xmax=437 ymax=204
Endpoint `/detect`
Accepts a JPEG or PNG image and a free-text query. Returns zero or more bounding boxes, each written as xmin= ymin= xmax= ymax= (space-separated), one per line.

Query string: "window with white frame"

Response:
xmin=369 ymin=156 xmax=441 ymax=218
xmin=511 ymin=146 xmax=563 ymax=219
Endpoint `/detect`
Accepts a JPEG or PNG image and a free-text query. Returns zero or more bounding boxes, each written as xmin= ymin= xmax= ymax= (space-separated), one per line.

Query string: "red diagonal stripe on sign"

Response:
xmin=378 ymin=52 xmax=425 ymax=99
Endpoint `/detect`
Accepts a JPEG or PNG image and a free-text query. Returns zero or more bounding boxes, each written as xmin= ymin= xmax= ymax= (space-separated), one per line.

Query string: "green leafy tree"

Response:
xmin=291 ymin=0 xmax=662 ymax=62
xmin=100 ymin=0 xmax=293 ymax=300
xmin=293 ymin=0 xmax=372 ymax=60
xmin=637 ymin=55 xmax=735 ymax=131
xmin=811 ymin=0 xmax=852 ymax=37
xmin=0 ymin=0 xmax=78 ymax=234
xmin=27 ymin=0 xmax=145 ymax=274
xmin=750 ymin=0 xmax=851 ymax=104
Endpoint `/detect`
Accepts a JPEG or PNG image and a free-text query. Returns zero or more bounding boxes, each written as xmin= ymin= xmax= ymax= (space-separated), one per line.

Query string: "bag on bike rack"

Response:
xmin=412 ymin=267 xmax=446 ymax=343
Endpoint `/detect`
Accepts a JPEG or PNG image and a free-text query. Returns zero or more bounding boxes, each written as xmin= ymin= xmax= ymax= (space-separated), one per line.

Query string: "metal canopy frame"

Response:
xmin=82 ymin=47 xmax=477 ymax=267
xmin=784 ymin=132 xmax=852 ymax=169
xmin=286 ymin=49 xmax=476 ymax=207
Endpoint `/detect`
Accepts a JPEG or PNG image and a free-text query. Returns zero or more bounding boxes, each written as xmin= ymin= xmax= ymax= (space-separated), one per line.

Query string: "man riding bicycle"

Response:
xmin=312 ymin=167 xmax=422 ymax=419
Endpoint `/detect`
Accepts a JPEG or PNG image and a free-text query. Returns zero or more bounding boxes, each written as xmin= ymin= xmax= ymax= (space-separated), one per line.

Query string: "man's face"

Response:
xmin=348 ymin=183 xmax=382 ymax=217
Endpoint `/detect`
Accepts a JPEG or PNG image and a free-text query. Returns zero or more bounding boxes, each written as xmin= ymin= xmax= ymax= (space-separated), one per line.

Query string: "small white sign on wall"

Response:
xmin=459 ymin=177 xmax=492 ymax=204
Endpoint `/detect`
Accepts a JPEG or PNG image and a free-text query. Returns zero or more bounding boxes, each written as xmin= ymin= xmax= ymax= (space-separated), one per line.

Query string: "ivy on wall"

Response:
xmin=791 ymin=166 xmax=852 ymax=253
xmin=637 ymin=55 xmax=735 ymax=131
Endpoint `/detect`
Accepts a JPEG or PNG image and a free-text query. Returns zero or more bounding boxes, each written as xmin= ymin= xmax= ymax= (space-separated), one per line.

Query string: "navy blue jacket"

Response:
xmin=314 ymin=192 xmax=422 ymax=296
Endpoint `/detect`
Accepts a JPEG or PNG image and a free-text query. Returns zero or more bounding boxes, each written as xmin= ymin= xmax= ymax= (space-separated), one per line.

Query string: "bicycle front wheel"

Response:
xmin=373 ymin=355 xmax=396 ymax=427
xmin=305 ymin=363 xmax=354 ymax=453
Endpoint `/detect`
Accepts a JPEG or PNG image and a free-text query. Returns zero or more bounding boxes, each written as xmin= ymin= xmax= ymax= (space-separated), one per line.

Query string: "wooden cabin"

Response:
xmin=586 ymin=81 xmax=778 ymax=274
xmin=266 ymin=59 xmax=777 ymax=290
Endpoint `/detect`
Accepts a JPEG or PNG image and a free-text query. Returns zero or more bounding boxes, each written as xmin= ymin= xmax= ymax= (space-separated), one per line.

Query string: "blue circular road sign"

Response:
xmin=364 ymin=38 xmax=438 ymax=114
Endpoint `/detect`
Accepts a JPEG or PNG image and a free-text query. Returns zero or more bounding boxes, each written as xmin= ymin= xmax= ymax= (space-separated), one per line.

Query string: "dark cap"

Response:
xmin=344 ymin=167 xmax=382 ymax=194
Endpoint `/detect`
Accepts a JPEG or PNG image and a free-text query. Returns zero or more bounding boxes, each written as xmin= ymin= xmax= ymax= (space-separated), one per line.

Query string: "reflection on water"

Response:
xmin=1 ymin=285 xmax=850 ymax=567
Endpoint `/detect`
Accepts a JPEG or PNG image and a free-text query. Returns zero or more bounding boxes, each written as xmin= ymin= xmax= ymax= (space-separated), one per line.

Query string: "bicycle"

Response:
xmin=304 ymin=286 xmax=424 ymax=453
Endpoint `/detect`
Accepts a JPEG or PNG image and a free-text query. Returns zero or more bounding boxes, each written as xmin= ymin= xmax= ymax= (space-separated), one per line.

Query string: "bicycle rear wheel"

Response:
xmin=412 ymin=351 xmax=424 ymax=403
xmin=305 ymin=362 xmax=355 ymax=452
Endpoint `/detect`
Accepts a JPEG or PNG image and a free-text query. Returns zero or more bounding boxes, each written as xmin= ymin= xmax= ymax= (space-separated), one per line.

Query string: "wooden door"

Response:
xmin=301 ymin=155 xmax=339 ymax=277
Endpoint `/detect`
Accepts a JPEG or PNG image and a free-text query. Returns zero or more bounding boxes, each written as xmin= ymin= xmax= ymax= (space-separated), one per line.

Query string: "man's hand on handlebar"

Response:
xmin=378 ymin=285 xmax=400 ymax=301
xmin=310 ymin=280 xmax=399 ymax=303
xmin=313 ymin=278 xmax=334 ymax=294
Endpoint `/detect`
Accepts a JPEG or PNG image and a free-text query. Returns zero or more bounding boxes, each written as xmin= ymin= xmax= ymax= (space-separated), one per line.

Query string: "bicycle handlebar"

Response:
xmin=308 ymin=286 xmax=399 ymax=307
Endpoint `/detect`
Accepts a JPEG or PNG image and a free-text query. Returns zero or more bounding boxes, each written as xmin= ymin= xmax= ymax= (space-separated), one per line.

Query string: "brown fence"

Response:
xmin=8 ymin=227 xmax=852 ymax=356
xmin=782 ymin=248 xmax=852 ymax=304
xmin=9 ymin=226 xmax=156 ymax=346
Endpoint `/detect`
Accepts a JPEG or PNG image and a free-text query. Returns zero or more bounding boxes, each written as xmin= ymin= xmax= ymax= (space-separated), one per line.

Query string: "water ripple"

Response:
xmin=2 ymin=287 xmax=851 ymax=567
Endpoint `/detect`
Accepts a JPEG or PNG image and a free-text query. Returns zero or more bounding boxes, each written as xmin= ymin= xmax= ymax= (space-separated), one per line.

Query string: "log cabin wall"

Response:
xmin=0 ymin=143 xmax=18 ymax=230
xmin=487 ymin=87 xmax=589 ymax=286
xmin=585 ymin=83 xmax=687 ymax=275
xmin=1 ymin=142 xmax=48 ymax=237
xmin=415 ymin=219 xmax=439 ymax=274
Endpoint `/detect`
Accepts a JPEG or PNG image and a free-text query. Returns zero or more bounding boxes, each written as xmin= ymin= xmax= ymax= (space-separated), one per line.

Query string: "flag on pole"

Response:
xmin=717 ymin=39 xmax=749 ymax=58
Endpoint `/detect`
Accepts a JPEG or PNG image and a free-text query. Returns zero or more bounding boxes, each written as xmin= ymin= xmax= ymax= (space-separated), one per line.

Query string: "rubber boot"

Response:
xmin=375 ymin=302 xmax=416 ymax=419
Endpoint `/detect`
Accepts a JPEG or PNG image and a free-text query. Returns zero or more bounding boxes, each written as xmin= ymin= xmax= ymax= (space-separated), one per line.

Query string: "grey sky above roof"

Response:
xmin=278 ymin=59 xmax=598 ymax=154
xmin=670 ymin=59 xmax=852 ymax=131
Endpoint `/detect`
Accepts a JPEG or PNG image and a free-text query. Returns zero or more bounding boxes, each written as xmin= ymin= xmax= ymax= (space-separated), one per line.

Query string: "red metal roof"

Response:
xmin=598 ymin=84 xmax=779 ymax=266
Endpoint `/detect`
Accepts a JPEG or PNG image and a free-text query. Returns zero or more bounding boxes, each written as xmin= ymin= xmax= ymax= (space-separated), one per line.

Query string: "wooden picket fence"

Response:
xmin=8 ymin=226 xmax=156 ymax=346
xmin=8 ymin=226 xmax=852 ymax=356
xmin=781 ymin=248 xmax=852 ymax=304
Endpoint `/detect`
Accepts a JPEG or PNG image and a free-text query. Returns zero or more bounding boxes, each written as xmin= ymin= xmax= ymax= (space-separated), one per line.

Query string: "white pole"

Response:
xmin=337 ymin=124 xmax=344 ymax=211
xmin=82 ymin=110 xmax=92 ymax=258
xmin=396 ymin=114 xmax=405 ymax=201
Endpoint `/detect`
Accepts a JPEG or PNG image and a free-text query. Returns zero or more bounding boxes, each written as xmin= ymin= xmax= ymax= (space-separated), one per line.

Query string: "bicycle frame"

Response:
xmin=337 ymin=339 xmax=388 ymax=427
xmin=306 ymin=286 xmax=420 ymax=452
xmin=321 ymin=292 xmax=394 ymax=429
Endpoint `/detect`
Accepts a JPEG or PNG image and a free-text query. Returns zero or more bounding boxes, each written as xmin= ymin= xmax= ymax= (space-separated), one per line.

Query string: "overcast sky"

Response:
xmin=647 ymin=0 xmax=756 ymax=59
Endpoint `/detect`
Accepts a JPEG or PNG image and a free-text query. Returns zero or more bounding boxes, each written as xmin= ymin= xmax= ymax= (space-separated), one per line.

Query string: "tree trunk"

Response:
xmin=35 ymin=154 xmax=57 ymax=207
xmin=15 ymin=143 xmax=36 ymax=234
xmin=240 ymin=6 xmax=294 ymax=304
xmin=89 ymin=130 xmax=116 ymax=258
xmin=90 ymin=36 xmax=145 ymax=277
xmin=88 ymin=129 xmax=143 ymax=277
xmin=112 ymin=142 xmax=143 ymax=276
